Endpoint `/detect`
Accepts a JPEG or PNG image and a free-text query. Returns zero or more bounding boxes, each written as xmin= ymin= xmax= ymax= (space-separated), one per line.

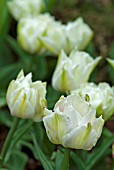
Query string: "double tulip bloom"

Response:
xmin=43 ymin=94 xmax=104 ymax=150
xmin=71 ymin=83 xmax=114 ymax=121
xmin=6 ymin=70 xmax=47 ymax=122
xmin=52 ymin=48 xmax=101 ymax=93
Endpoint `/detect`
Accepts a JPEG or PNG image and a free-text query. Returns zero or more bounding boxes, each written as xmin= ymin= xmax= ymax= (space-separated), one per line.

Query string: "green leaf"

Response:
xmin=32 ymin=132 xmax=54 ymax=170
xmin=0 ymin=41 xmax=14 ymax=67
xmin=32 ymin=122 xmax=44 ymax=147
xmin=86 ymin=42 xmax=97 ymax=58
xmin=47 ymin=86 xmax=62 ymax=109
xmin=0 ymin=111 xmax=13 ymax=127
xmin=71 ymin=151 xmax=86 ymax=170
xmin=86 ymin=135 xmax=114 ymax=170
xmin=44 ymin=0 xmax=56 ymax=12
xmin=11 ymin=120 xmax=33 ymax=148
xmin=0 ymin=0 xmax=11 ymax=38
xmin=0 ymin=63 xmax=21 ymax=90
xmin=6 ymin=150 xmax=28 ymax=170
xmin=31 ymin=55 xmax=48 ymax=81
xmin=6 ymin=36 xmax=29 ymax=61
xmin=0 ymin=91 xmax=6 ymax=108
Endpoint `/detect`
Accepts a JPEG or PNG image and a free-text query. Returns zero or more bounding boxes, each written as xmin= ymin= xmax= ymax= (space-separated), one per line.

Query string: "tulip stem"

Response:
xmin=0 ymin=117 xmax=19 ymax=167
xmin=61 ymin=148 xmax=70 ymax=170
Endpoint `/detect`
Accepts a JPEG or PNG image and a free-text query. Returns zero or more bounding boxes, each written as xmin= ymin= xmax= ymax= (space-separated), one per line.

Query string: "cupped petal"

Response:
xmin=43 ymin=111 xmax=71 ymax=144
xmin=11 ymin=89 xmax=35 ymax=118
xmin=83 ymin=116 xmax=104 ymax=150
xmin=63 ymin=123 xmax=92 ymax=150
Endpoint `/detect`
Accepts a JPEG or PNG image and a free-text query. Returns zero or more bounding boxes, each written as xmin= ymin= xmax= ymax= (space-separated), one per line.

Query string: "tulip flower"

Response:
xmin=40 ymin=24 xmax=67 ymax=55
xmin=71 ymin=82 xmax=114 ymax=121
xmin=7 ymin=0 xmax=45 ymax=20
xmin=6 ymin=70 xmax=47 ymax=122
xmin=52 ymin=48 xmax=101 ymax=92
xmin=41 ymin=17 xmax=93 ymax=55
xmin=65 ymin=17 xmax=93 ymax=53
xmin=43 ymin=94 xmax=104 ymax=150
xmin=17 ymin=13 xmax=56 ymax=54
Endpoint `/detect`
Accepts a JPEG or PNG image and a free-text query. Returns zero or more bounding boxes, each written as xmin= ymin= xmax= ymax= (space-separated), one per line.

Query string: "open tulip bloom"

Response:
xmin=43 ymin=94 xmax=104 ymax=150
xmin=52 ymin=48 xmax=101 ymax=93
xmin=6 ymin=70 xmax=47 ymax=121
xmin=71 ymin=82 xmax=114 ymax=121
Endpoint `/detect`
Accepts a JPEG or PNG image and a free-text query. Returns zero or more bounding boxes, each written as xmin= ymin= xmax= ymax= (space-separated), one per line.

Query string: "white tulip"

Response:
xmin=40 ymin=23 xmax=67 ymax=55
xmin=17 ymin=13 xmax=56 ymax=54
xmin=41 ymin=17 xmax=93 ymax=55
xmin=52 ymin=48 xmax=101 ymax=92
xmin=71 ymin=82 xmax=114 ymax=121
xmin=7 ymin=0 xmax=45 ymax=20
xmin=6 ymin=70 xmax=47 ymax=122
xmin=43 ymin=94 xmax=104 ymax=150
xmin=65 ymin=17 xmax=93 ymax=53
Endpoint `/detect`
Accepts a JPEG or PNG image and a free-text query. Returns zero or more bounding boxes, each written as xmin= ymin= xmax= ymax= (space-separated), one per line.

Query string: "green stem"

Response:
xmin=12 ymin=120 xmax=33 ymax=146
xmin=61 ymin=148 xmax=70 ymax=170
xmin=0 ymin=117 xmax=19 ymax=167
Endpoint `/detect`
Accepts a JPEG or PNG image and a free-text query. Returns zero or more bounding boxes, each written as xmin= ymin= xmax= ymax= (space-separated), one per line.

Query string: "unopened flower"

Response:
xmin=7 ymin=0 xmax=45 ymax=20
xmin=52 ymin=48 xmax=101 ymax=92
xmin=71 ymin=82 xmax=114 ymax=121
xmin=43 ymin=94 xmax=104 ymax=150
xmin=6 ymin=70 xmax=47 ymax=122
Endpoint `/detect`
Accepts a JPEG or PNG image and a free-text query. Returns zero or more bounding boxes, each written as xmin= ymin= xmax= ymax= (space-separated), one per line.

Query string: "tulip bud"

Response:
xmin=7 ymin=0 xmax=45 ymax=20
xmin=6 ymin=70 xmax=47 ymax=122
xmin=71 ymin=82 xmax=114 ymax=121
xmin=52 ymin=48 xmax=101 ymax=92
xmin=43 ymin=94 xmax=104 ymax=150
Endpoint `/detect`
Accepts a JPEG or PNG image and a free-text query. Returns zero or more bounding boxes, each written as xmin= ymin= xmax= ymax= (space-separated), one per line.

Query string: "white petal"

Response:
xmin=63 ymin=123 xmax=92 ymax=150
